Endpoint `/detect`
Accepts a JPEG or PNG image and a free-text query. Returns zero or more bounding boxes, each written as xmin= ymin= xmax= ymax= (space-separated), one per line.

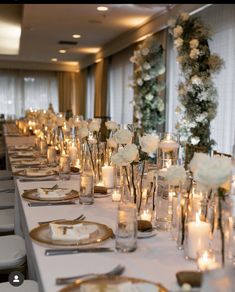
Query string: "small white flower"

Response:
xmin=143 ymin=74 xmax=151 ymax=81
xmin=88 ymin=119 xmax=101 ymax=132
xmin=195 ymin=113 xmax=207 ymax=123
xmin=130 ymin=56 xmax=136 ymax=63
xmin=107 ymin=137 xmax=118 ymax=149
xmin=142 ymin=48 xmax=149 ymax=56
xmin=137 ymin=78 xmax=143 ymax=86
xmin=121 ymin=144 xmax=138 ymax=163
xmin=191 ymin=137 xmax=200 ymax=145
xmin=180 ymin=12 xmax=189 ymax=21
xmin=189 ymin=39 xmax=199 ymax=49
xmin=189 ymin=48 xmax=200 ymax=59
xmin=143 ymin=62 xmax=151 ymax=70
xmin=145 ymin=93 xmax=154 ymax=101
xmin=173 ymin=25 xmax=183 ymax=38
xmin=191 ymin=75 xmax=202 ymax=86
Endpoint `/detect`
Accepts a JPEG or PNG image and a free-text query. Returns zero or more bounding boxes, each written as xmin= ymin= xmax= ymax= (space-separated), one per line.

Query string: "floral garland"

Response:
xmin=130 ymin=36 xmax=166 ymax=134
xmin=169 ymin=12 xmax=224 ymax=151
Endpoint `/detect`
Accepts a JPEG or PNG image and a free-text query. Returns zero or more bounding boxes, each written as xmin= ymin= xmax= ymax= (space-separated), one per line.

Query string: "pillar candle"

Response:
xmin=140 ymin=209 xmax=152 ymax=222
xmin=112 ymin=190 xmax=121 ymax=202
xmin=187 ymin=212 xmax=210 ymax=259
xmin=102 ymin=165 xmax=115 ymax=188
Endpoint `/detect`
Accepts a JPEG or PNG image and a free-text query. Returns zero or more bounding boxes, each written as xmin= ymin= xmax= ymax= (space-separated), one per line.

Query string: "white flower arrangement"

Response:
xmin=169 ymin=11 xmax=224 ymax=152
xmin=130 ymin=36 xmax=166 ymax=134
xmin=165 ymin=165 xmax=187 ymax=186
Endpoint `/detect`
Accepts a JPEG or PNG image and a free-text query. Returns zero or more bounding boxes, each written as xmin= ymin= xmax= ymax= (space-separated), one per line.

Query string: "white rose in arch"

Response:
xmin=142 ymin=48 xmax=149 ymax=56
xmin=173 ymin=25 xmax=183 ymax=38
xmin=105 ymin=121 xmax=119 ymax=131
xmin=180 ymin=12 xmax=189 ymax=21
xmin=189 ymin=39 xmax=199 ymax=49
xmin=189 ymin=48 xmax=200 ymax=60
xmin=139 ymin=134 xmax=160 ymax=155
xmin=143 ymin=74 xmax=151 ymax=81
xmin=137 ymin=78 xmax=143 ymax=86
xmin=143 ymin=62 xmax=151 ymax=70
xmin=193 ymin=156 xmax=232 ymax=189
xmin=166 ymin=165 xmax=187 ymax=186
xmin=191 ymin=137 xmax=200 ymax=145
xmin=191 ymin=75 xmax=202 ymax=86
xmin=114 ymin=129 xmax=133 ymax=145
xmin=174 ymin=38 xmax=183 ymax=49
xmin=107 ymin=137 xmax=118 ymax=149
xmin=145 ymin=93 xmax=154 ymax=101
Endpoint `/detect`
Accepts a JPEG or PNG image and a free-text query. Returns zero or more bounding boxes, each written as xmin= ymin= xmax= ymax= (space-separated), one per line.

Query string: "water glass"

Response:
xmin=59 ymin=155 xmax=70 ymax=180
xmin=39 ymin=140 xmax=47 ymax=155
xmin=79 ymin=173 xmax=94 ymax=205
xmin=115 ymin=202 xmax=137 ymax=252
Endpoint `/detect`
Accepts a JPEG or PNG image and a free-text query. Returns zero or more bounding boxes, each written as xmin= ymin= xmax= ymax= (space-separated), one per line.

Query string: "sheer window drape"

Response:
xmin=107 ymin=46 xmax=134 ymax=125
xmin=166 ymin=4 xmax=235 ymax=154
xmin=0 ymin=70 xmax=58 ymax=118
xmin=86 ymin=65 xmax=95 ymax=119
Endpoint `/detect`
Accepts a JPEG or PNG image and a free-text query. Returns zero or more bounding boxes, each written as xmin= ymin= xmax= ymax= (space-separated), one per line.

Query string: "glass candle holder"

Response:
xmin=112 ymin=187 xmax=121 ymax=202
xmin=140 ymin=208 xmax=152 ymax=222
xmin=197 ymin=249 xmax=220 ymax=271
xmin=59 ymin=154 xmax=71 ymax=180
xmin=47 ymin=146 xmax=57 ymax=166
xmin=158 ymin=133 xmax=179 ymax=169
xmin=39 ymin=140 xmax=47 ymax=156
xmin=79 ymin=173 xmax=94 ymax=205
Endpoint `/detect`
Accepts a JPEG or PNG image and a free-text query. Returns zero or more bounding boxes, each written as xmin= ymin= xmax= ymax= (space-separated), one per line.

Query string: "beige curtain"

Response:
xmin=57 ymin=72 xmax=78 ymax=113
xmin=94 ymin=58 xmax=108 ymax=117
xmin=74 ymin=68 xmax=87 ymax=116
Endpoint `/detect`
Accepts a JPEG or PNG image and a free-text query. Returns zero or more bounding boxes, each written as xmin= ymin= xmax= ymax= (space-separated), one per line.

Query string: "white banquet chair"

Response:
xmin=0 ymin=192 xmax=14 ymax=210
xmin=0 ymin=235 xmax=26 ymax=277
xmin=0 ymin=280 xmax=39 ymax=292
xmin=0 ymin=170 xmax=13 ymax=181
xmin=0 ymin=209 xmax=14 ymax=235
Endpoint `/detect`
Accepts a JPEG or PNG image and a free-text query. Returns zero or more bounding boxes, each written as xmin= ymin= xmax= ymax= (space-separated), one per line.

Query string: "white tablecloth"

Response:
xmin=15 ymin=178 xmax=196 ymax=292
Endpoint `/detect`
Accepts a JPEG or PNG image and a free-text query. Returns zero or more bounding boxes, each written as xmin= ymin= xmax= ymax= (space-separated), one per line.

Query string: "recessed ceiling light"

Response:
xmin=59 ymin=49 xmax=66 ymax=54
xmin=97 ymin=6 xmax=108 ymax=11
xmin=73 ymin=34 xmax=81 ymax=39
xmin=51 ymin=58 xmax=58 ymax=62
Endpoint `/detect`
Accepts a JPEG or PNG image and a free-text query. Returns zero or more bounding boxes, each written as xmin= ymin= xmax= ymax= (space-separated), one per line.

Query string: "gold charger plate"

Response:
xmin=13 ymin=168 xmax=57 ymax=178
xmin=59 ymin=275 xmax=168 ymax=292
xmin=29 ymin=220 xmax=114 ymax=247
xmin=22 ymin=188 xmax=79 ymax=202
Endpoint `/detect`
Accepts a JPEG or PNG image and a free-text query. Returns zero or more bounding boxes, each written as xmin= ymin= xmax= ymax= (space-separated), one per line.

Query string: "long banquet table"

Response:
xmin=4 ymin=133 xmax=197 ymax=292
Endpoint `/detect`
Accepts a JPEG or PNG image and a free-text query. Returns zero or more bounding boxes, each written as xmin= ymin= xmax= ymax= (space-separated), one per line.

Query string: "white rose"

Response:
xmin=191 ymin=75 xmax=202 ymax=86
xmin=139 ymin=134 xmax=160 ymax=154
xmin=143 ymin=62 xmax=151 ymax=70
xmin=120 ymin=144 xmax=138 ymax=163
xmin=142 ymin=48 xmax=149 ymax=56
xmin=180 ymin=12 xmax=189 ymax=21
xmin=174 ymin=38 xmax=183 ymax=49
xmin=194 ymin=156 xmax=232 ymax=189
xmin=130 ymin=56 xmax=136 ymax=63
xmin=189 ymin=39 xmax=199 ymax=49
xmin=173 ymin=25 xmax=183 ymax=38
xmin=114 ymin=129 xmax=133 ymax=145
xmin=111 ymin=152 xmax=127 ymax=167
xmin=78 ymin=127 xmax=89 ymax=139
xmin=143 ymin=74 xmax=151 ymax=81
xmin=189 ymin=48 xmax=200 ymax=59
xmin=191 ymin=137 xmax=200 ymax=145
xmin=105 ymin=121 xmax=119 ymax=131
xmin=89 ymin=119 xmax=101 ymax=132
xmin=189 ymin=153 xmax=211 ymax=174
xmin=107 ymin=137 xmax=117 ymax=149
xmin=166 ymin=165 xmax=187 ymax=186
xmin=137 ymin=78 xmax=143 ymax=86
xmin=145 ymin=93 xmax=154 ymax=101
xmin=195 ymin=113 xmax=207 ymax=123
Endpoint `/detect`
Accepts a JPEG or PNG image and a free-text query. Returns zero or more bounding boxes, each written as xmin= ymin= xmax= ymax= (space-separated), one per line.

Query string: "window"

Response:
xmin=107 ymin=46 xmax=134 ymax=125
xmin=0 ymin=70 xmax=58 ymax=119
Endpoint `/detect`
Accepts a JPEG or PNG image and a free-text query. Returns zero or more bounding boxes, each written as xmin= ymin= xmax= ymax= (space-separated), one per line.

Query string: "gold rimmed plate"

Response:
xmin=29 ymin=220 xmax=114 ymax=247
xmin=13 ymin=168 xmax=57 ymax=178
xmin=59 ymin=275 xmax=168 ymax=292
xmin=22 ymin=188 xmax=79 ymax=202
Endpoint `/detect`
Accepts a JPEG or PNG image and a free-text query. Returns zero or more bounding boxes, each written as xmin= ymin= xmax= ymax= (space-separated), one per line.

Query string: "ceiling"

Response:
xmin=0 ymin=4 xmax=170 ymax=68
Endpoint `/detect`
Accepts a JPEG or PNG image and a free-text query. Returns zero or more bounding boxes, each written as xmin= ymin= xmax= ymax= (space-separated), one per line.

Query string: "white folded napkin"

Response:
xmin=17 ymin=151 xmax=34 ymax=156
xmin=49 ymin=223 xmax=97 ymax=241
xmin=80 ymin=282 xmax=158 ymax=292
xmin=37 ymin=188 xmax=68 ymax=198
xmin=25 ymin=168 xmax=52 ymax=176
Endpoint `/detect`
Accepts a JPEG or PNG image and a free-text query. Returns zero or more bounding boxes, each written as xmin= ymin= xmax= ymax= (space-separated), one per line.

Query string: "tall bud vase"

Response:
xmin=210 ymin=190 xmax=233 ymax=267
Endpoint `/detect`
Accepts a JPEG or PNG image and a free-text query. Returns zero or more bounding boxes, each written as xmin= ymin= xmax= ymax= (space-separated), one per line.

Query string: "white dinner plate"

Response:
xmin=137 ymin=229 xmax=157 ymax=239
